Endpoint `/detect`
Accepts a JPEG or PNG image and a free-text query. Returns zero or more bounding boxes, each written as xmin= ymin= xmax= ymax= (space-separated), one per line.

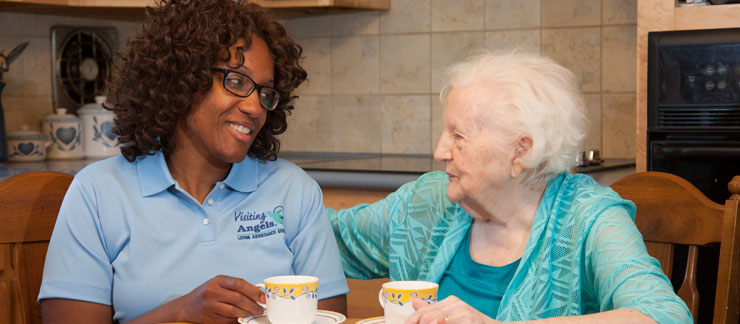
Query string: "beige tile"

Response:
xmin=0 ymin=36 xmax=25 ymax=96
xmin=0 ymin=13 xmax=24 ymax=37
xmin=281 ymin=14 xmax=333 ymax=38
xmin=602 ymin=26 xmax=636 ymax=93
xmin=22 ymin=37 xmax=52 ymax=97
xmin=380 ymin=95 xmax=431 ymax=154
xmin=332 ymin=95 xmax=381 ymax=153
xmin=2 ymin=96 xmax=25 ymax=132
xmin=485 ymin=0 xmax=541 ymax=30
xmin=582 ymin=93 xmax=601 ymax=152
xmin=542 ymin=27 xmax=601 ymax=92
xmin=381 ymin=156 xmax=434 ymax=172
xmin=295 ymin=37 xmax=332 ymax=95
xmin=380 ymin=34 xmax=430 ymax=94
xmin=280 ymin=95 xmax=334 ymax=152
xmin=542 ymin=0 xmax=601 ymax=27
xmin=5 ymin=96 xmax=53 ymax=132
xmin=431 ymin=32 xmax=486 ymax=93
xmin=331 ymin=10 xmax=380 ymax=36
xmin=331 ymin=36 xmax=379 ymax=94
xmin=431 ymin=0 xmax=485 ymax=32
xmin=380 ymin=0 xmax=430 ymax=34
xmin=21 ymin=13 xmax=75 ymax=38
xmin=431 ymin=94 xmax=444 ymax=152
xmin=602 ymin=93 xmax=636 ymax=158
xmin=485 ymin=29 xmax=540 ymax=54
xmin=603 ymin=0 xmax=637 ymax=25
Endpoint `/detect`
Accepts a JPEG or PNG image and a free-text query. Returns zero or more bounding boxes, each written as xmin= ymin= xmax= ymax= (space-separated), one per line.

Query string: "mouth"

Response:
xmin=226 ymin=121 xmax=254 ymax=142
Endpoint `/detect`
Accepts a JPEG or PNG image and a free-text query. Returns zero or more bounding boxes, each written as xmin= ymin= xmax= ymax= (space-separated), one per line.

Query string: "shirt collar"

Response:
xmin=137 ymin=151 xmax=177 ymax=196
xmin=222 ymin=156 xmax=259 ymax=193
xmin=136 ymin=151 xmax=260 ymax=196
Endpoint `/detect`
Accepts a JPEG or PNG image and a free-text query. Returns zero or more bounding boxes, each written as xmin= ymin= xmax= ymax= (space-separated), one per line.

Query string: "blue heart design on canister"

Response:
xmin=101 ymin=121 xmax=116 ymax=141
xmin=18 ymin=143 xmax=35 ymax=155
xmin=56 ymin=127 xmax=77 ymax=146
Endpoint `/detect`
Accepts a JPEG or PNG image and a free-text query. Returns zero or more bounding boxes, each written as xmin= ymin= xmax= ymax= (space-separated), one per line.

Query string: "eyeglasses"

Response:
xmin=210 ymin=67 xmax=280 ymax=111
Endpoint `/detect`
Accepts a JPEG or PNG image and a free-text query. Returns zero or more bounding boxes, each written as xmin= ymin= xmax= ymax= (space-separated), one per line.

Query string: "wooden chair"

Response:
xmin=610 ymin=171 xmax=740 ymax=324
xmin=0 ymin=171 xmax=74 ymax=324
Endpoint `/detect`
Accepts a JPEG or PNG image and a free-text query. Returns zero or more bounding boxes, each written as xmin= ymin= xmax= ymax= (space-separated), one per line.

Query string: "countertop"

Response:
xmin=0 ymin=153 xmax=636 ymax=190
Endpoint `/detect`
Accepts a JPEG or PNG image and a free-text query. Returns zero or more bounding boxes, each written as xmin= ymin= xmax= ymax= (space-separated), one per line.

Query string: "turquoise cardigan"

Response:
xmin=329 ymin=171 xmax=691 ymax=323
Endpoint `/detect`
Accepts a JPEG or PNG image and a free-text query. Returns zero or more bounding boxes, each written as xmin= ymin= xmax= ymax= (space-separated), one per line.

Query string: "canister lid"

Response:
xmin=7 ymin=125 xmax=49 ymax=141
xmin=42 ymin=107 xmax=80 ymax=123
xmin=78 ymin=95 xmax=112 ymax=115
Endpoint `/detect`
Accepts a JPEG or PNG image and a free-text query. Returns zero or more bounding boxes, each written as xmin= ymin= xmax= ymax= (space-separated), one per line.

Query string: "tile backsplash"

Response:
xmin=279 ymin=0 xmax=637 ymax=158
xmin=0 ymin=0 xmax=637 ymax=159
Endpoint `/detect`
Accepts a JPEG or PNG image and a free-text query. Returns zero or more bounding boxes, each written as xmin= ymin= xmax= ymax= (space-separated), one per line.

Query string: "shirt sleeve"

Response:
xmin=37 ymin=176 xmax=113 ymax=305
xmin=288 ymin=179 xmax=349 ymax=300
xmin=327 ymin=179 xmax=422 ymax=280
xmin=585 ymin=206 xmax=693 ymax=324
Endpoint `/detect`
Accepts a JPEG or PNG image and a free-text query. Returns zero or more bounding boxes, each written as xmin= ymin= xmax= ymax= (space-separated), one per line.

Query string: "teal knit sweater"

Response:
xmin=329 ymin=171 xmax=691 ymax=323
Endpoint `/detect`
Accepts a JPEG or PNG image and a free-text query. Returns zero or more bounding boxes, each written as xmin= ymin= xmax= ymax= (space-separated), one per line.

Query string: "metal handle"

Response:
xmin=653 ymin=145 xmax=740 ymax=159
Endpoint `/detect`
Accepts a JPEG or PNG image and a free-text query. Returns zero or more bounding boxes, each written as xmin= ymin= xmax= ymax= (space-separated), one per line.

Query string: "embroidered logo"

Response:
xmin=234 ymin=205 xmax=285 ymax=240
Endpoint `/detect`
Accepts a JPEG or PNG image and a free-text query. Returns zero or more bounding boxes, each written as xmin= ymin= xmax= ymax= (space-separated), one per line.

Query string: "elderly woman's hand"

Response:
xmin=404 ymin=295 xmax=502 ymax=324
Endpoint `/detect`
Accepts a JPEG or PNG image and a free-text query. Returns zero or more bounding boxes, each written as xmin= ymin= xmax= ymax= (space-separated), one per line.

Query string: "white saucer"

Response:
xmin=238 ymin=310 xmax=346 ymax=324
xmin=356 ymin=316 xmax=384 ymax=324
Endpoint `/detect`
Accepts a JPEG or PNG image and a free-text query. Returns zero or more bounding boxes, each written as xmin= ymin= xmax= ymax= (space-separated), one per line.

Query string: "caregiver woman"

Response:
xmin=38 ymin=1 xmax=347 ymax=323
xmin=329 ymin=51 xmax=691 ymax=324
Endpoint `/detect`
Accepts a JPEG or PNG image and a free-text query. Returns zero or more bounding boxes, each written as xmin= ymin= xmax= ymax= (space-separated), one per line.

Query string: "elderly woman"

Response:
xmin=329 ymin=51 xmax=691 ymax=324
xmin=38 ymin=1 xmax=347 ymax=323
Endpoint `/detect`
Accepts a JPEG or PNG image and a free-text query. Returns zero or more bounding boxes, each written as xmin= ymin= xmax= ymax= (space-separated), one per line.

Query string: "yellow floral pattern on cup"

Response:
xmin=382 ymin=286 xmax=437 ymax=306
xmin=265 ymin=280 xmax=319 ymax=300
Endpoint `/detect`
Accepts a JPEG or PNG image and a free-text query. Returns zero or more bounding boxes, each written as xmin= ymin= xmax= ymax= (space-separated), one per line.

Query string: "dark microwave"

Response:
xmin=647 ymin=28 xmax=740 ymax=204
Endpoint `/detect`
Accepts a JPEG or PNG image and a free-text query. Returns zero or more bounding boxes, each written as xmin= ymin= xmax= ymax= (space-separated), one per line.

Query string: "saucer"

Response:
xmin=238 ymin=310 xmax=346 ymax=324
xmin=356 ymin=316 xmax=384 ymax=324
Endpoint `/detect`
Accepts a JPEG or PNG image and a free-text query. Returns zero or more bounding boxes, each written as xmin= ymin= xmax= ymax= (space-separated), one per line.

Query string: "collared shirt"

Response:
xmin=39 ymin=152 xmax=348 ymax=323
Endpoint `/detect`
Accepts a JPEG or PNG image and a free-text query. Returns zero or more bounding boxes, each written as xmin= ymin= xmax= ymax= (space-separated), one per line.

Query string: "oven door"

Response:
xmin=649 ymin=140 xmax=740 ymax=204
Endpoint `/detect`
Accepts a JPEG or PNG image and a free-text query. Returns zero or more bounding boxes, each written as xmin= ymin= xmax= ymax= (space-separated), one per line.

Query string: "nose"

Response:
xmin=433 ymin=133 xmax=451 ymax=162
xmin=238 ymin=90 xmax=266 ymax=118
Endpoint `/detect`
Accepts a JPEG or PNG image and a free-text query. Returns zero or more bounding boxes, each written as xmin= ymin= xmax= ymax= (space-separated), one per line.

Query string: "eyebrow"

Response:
xmin=236 ymin=66 xmax=274 ymax=86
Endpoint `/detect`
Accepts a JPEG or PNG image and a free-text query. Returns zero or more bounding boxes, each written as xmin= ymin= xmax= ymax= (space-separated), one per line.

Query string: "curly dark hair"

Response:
xmin=106 ymin=0 xmax=306 ymax=162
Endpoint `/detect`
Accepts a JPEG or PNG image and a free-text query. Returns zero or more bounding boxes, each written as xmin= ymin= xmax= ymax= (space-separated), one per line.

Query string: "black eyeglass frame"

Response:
xmin=210 ymin=67 xmax=280 ymax=111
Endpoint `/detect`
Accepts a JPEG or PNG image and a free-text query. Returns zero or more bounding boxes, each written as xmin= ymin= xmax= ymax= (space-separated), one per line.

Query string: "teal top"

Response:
xmin=328 ymin=171 xmax=692 ymax=323
xmin=438 ymin=228 xmax=519 ymax=318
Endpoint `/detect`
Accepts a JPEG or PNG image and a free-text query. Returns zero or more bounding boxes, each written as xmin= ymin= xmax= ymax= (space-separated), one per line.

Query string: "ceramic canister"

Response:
xmin=42 ymin=108 xmax=84 ymax=159
xmin=78 ymin=95 xmax=120 ymax=158
xmin=6 ymin=124 xmax=49 ymax=162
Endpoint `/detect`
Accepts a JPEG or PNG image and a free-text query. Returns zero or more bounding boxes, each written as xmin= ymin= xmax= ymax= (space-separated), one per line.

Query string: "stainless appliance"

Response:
xmin=647 ymin=27 xmax=740 ymax=324
xmin=51 ymin=26 xmax=118 ymax=114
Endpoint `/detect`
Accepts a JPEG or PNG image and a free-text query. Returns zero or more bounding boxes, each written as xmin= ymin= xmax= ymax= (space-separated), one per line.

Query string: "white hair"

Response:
xmin=440 ymin=49 xmax=588 ymax=184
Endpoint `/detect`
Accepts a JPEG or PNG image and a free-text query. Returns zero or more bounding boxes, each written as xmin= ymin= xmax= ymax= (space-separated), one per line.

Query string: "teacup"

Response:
xmin=378 ymin=281 xmax=438 ymax=324
xmin=256 ymin=275 xmax=319 ymax=324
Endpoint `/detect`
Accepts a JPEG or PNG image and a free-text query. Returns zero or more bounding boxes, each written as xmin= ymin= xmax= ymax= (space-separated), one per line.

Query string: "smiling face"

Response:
xmin=175 ymin=34 xmax=274 ymax=166
xmin=433 ymin=84 xmax=516 ymax=209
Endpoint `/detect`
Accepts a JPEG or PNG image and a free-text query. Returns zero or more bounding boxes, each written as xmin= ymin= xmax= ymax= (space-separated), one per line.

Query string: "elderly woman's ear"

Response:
xmin=510 ymin=136 xmax=533 ymax=178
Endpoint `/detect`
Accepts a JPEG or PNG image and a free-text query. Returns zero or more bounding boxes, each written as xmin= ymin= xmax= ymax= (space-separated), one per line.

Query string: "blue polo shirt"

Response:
xmin=38 ymin=152 xmax=348 ymax=323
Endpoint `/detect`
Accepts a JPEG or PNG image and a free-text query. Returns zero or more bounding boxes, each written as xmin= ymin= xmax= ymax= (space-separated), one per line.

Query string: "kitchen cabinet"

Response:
xmin=635 ymin=0 xmax=740 ymax=172
xmin=0 ymin=0 xmax=388 ymax=20
xmin=322 ymin=187 xmax=390 ymax=210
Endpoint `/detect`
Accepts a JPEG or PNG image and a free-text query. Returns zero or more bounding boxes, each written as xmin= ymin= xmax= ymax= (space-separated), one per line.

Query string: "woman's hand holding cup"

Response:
xmin=174 ymin=275 xmax=266 ymax=324
xmin=378 ymin=281 xmax=439 ymax=324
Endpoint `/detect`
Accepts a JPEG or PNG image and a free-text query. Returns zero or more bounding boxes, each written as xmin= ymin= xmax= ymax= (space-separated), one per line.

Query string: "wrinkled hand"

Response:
xmin=175 ymin=275 xmax=266 ymax=324
xmin=404 ymin=296 xmax=502 ymax=324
